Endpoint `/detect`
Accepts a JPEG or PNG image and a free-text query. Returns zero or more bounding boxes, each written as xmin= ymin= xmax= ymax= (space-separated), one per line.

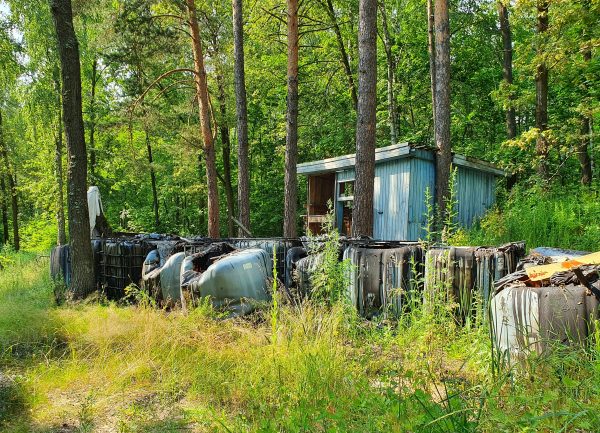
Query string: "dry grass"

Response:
xmin=2 ymin=254 xmax=600 ymax=432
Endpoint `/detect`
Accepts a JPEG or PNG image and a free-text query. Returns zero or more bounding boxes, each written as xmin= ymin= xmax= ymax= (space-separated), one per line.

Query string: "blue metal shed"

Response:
xmin=297 ymin=143 xmax=505 ymax=241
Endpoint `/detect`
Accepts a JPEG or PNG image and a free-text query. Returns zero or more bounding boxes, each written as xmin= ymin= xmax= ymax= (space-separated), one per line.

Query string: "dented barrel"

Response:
xmin=184 ymin=248 xmax=272 ymax=316
xmin=425 ymin=243 xmax=524 ymax=321
xmin=344 ymin=242 xmax=424 ymax=318
xmin=491 ymin=285 xmax=599 ymax=356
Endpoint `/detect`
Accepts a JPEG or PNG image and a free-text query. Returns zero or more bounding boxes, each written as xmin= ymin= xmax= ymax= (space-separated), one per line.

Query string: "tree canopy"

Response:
xmin=0 ymin=0 xmax=598 ymax=248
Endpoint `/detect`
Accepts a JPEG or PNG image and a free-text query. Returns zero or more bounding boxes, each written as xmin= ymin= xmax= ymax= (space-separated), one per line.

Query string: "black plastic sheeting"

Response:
xmin=50 ymin=245 xmax=71 ymax=286
xmin=50 ymin=241 xmax=103 ymax=289
xmin=285 ymin=247 xmax=308 ymax=292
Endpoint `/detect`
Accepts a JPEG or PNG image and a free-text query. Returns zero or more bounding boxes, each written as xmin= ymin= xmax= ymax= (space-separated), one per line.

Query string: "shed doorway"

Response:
xmin=305 ymin=173 xmax=335 ymax=234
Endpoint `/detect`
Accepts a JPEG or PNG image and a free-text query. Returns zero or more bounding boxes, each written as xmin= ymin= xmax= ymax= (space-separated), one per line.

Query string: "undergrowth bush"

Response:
xmin=465 ymin=183 xmax=600 ymax=251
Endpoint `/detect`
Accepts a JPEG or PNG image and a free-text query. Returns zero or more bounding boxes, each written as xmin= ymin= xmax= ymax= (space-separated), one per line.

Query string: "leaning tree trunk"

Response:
xmin=54 ymin=78 xmax=67 ymax=246
xmin=0 ymin=177 xmax=8 ymax=244
xmin=498 ymin=1 xmax=517 ymax=139
xmin=145 ymin=127 xmax=160 ymax=231
xmin=232 ymin=0 xmax=251 ymax=237
xmin=215 ymin=67 xmax=235 ymax=237
xmin=576 ymin=0 xmax=592 ymax=186
xmin=0 ymin=110 xmax=20 ymax=251
xmin=379 ymin=0 xmax=398 ymax=145
xmin=427 ymin=0 xmax=436 ymax=124
xmin=323 ymin=0 xmax=358 ymax=110
xmin=186 ymin=0 xmax=220 ymax=238
xmin=535 ymin=0 xmax=549 ymax=181
xmin=283 ymin=0 xmax=299 ymax=238
xmin=89 ymin=56 xmax=98 ymax=182
xmin=50 ymin=0 xmax=95 ymax=297
xmin=352 ymin=0 xmax=377 ymax=237
xmin=433 ymin=0 xmax=452 ymax=221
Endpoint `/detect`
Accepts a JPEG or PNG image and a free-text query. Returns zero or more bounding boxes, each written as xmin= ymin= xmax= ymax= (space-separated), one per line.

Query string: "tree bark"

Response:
xmin=535 ymin=0 xmax=549 ymax=180
xmin=0 ymin=110 xmax=20 ymax=251
xmin=352 ymin=0 xmax=377 ymax=237
xmin=54 ymin=72 xmax=67 ymax=246
xmin=50 ymin=0 xmax=95 ymax=297
xmin=232 ymin=0 xmax=250 ymax=237
xmin=215 ymin=68 xmax=235 ymax=237
xmin=433 ymin=0 xmax=452 ymax=220
xmin=145 ymin=128 xmax=160 ymax=231
xmin=186 ymin=0 xmax=220 ymax=238
xmin=378 ymin=0 xmax=398 ymax=145
xmin=323 ymin=0 xmax=358 ymax=109
xmin=577 ymin=0 xmax=592 ymax=186
xmin=498 ymin=1 xmax=517 ymax=139
xmin=427 ymin=0 xmax=436 ymax=124
xmin=0 ymin=177 xmax=8 ymax=245
xmin=283 ymin=0 xmax=299 ymax=238
xmin=89 ymin=56 xmax=98 ymax=182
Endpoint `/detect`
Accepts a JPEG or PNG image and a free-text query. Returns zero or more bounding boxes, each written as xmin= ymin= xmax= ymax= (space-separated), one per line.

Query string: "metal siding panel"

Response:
xmin=337 ymin=169 xmax=355 ymax=182
xmin=408 ymin=157 xmax=435 ymax=240
xmin=373 ymin=174 xmax=382 ymax=238
xmin=456 ymin=167 xmax=498 ymax=227
xmin=372 ymin=159 xmax=411 ymax=240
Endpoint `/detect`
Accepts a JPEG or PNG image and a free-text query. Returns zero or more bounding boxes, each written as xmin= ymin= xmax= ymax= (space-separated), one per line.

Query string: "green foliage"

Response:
xmin=465 ymin=183 xmax=600 ymax=251
xmin=307 ymin=207 xmax=351 ymax=306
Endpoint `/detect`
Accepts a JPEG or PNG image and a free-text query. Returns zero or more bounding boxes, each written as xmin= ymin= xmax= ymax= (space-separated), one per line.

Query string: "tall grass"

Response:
xmin=1 ymin=251 xmax=600 ymax=432
xmin=464 ymin=184 xmax=600 ymax=251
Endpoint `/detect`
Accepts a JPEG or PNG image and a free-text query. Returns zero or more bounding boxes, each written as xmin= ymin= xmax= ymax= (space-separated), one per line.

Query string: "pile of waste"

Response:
xmin=490 ymin=248 xmax=600 ymax=356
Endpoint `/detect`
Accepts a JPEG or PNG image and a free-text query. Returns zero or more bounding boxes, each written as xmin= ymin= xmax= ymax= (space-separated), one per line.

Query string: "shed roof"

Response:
xmin=297 ymin=143 xmax=505 ymax=177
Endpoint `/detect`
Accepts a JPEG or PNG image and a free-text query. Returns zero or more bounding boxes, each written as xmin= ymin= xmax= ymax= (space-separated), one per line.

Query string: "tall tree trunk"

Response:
xmin=434 ymin=0 xmax=452 ymax=219
xmin=283 ymin=0 xmax=299 ymax=238
xmin=322 ymin=0 xmax=358 ymax=109
xmin=378 ymin=0 xmax=398 ymax=144
xmin=0 ymin=110 xmax=20 ymax=251
xmin=89 ymin=57 xmax=98 ymax=182
xmin=145 ymin=128 xmax=160 ymax=231
xmin=215 ymin=68 xmax=235 ymax=237
xmin=535 ymin=0 xmax=549 ymax=180
xmin=577 ymin=0 xmax=592 ymax=186
xmin=50 ymin=0 xmax=95 ymax=297
xmin=427 ymin=0 xmax=436 ymax=124
xmin=232 ymin=0 xmax=250 ymax=237
xmin=186 ymin=0 xmax=220 ymax=238
xmin=54 ymin=72 xmax=67 ymax=246
xmin=0 ymin=177 xmax=8 ymax=245
xmin=352 ymin=0 xmax=377 ymax=237
xmin=498 ymin=1 xmax=517 ymax=139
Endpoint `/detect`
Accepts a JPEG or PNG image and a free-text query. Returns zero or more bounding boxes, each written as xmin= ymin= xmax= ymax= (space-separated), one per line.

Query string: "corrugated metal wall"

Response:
xmin=407 ymin=156 xmax=436 ymax=240
xmin=373 ymin=159 xmax=411 ymax=240
xmin=456 ymin=167 xmax=497 ymax=227
xmin=332 ymin=154 xmax=498 ymax=241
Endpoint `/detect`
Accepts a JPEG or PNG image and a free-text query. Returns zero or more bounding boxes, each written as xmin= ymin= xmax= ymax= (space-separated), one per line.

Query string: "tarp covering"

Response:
xmin=87 ymin=186 xmax=103 ymax=236
xmin=50 ymin=245 xmax=71 ymax=286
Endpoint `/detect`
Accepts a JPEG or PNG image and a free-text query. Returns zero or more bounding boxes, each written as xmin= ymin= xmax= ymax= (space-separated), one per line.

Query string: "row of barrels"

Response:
xmin=290 ymin=241 xmax=526 ymax=320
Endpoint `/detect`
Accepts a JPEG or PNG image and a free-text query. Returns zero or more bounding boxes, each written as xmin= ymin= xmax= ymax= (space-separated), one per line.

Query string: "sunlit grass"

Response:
xmin=1 ymin=252 xmax=600 ymax=432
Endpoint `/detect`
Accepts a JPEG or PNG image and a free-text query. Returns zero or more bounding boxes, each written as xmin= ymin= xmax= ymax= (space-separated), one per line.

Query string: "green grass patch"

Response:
xmin=0 ymin=253 xmax=599 ymax=432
